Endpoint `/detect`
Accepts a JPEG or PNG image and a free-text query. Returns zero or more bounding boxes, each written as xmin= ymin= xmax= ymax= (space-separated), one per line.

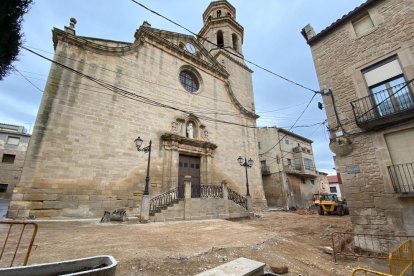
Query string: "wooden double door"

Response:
xmin=178 ymin=155 xmax=201 ymax=198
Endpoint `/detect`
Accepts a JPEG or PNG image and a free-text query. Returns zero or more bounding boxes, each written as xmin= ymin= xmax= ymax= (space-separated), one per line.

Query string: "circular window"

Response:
xmin=179 ymin=70 xmax=199 ymax=93
xmin=180 ymin=70 xmax=200 ymax=93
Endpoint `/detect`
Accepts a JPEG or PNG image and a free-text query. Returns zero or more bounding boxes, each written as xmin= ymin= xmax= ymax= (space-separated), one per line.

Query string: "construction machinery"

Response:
xmin=318 ymin=193 xmax=349 ymax=216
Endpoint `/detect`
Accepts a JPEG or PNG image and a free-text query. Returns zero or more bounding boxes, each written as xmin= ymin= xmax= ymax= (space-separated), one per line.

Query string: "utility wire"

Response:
xmin=23 ymin=46 xmax=260 ymax=129
xmin=24 ymin=45 xmax=241 ymax=109
xmin=129 ymin=0 xmax=319 ymax=94
xmin=259 ymin=93 xmax=317 ymax=156
xmin=12 ymin=66 xmax=43 ymax=93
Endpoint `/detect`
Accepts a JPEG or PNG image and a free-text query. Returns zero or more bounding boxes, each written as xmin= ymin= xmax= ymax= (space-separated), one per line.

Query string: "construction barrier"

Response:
xmin=332 ymin=232 xmax=414 ymax=262
xmin=388 ymin=239 xmax=413 ymax=276
xmin=352 ymin=239 xmax=414 ymax=276
xmin=351 ymin=268 xmax=392 ymax=276
xmin=0 ymin=221 xmax=38 ymax=267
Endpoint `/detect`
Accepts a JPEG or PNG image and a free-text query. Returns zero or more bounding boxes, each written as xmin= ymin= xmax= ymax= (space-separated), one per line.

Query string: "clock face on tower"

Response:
xmin=185 ymin=42 xmax=197 ymax=54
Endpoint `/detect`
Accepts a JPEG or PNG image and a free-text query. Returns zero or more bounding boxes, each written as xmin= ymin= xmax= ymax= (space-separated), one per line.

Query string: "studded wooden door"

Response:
xmin=178 ymin=155 xmax=201 ymax=198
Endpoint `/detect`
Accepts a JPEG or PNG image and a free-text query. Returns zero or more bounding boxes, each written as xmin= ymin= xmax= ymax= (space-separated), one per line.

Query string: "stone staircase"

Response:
xmin=150 ymin=198 xmax=249 ymax=222
xmin=149 ymin=182 xmax=250 ymax=222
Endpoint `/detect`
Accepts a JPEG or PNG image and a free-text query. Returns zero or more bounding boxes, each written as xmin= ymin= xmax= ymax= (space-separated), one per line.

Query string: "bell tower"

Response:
xmin=198 ymin=1 xmax=255 ymax=114
xmin=198 ymin=0 xmax=244 ymax=57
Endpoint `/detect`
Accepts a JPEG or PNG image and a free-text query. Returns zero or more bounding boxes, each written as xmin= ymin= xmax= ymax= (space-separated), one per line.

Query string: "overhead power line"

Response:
xmin=22 ymin=46 xmax=261 ymax=129
xmin=129 ymin=0 xmax=319 ymax=94
xmin=259 ymin=93 xmax=317 ymax=156
xmin=12 ymin=66 xmax=43 ymax=93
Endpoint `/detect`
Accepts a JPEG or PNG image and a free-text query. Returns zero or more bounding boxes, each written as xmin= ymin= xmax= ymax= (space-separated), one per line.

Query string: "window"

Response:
xmin=353 ymin=13 xmax=374 ymax=37
xmin=294 ymin=158 xmax=301 ymax=170
xmin=330 ymin=186 xmax=338 ymax=193
xmin=2 ymin=154 xmax=16 ymax=164
xmin=363 ymin=56 xmax=413 ymax=116
xmin=311 ymin=179 xmax=315 ymax=185
xmin=217 ymin=30 xmax=224 ymax=48
xmin=6 ymin=136 xmax=20 ymax=145
xmin=301 ymin=178 xmax=306 ymax=184
xmin=179 ymin=70 xmax=199 ymax=93
xmin=217 ymin=10 xmax=222 ymax=18
xmin=232 ymin=34 xmax=238 ymax=51
xmin=287 ymin=159 xmax=292 ymax=166
xmin=0 ymin=184 xmax=8 ymax=193
xmin=258 ymin=142 xmax=261 ymax=150
xmin=303 ymin=158 xmax=314 ymax=170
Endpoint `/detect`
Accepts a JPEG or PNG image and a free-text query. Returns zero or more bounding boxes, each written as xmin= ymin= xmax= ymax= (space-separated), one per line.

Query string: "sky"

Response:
xmin=0 ymin=0 xmax=366 ymax=175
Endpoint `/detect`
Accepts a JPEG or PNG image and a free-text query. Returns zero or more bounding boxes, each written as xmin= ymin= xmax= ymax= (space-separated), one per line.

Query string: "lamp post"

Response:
xmin=237 ymin=156 xmax=253 ymax=196
xmin=135 ymin=136 xmax=152 ymax=222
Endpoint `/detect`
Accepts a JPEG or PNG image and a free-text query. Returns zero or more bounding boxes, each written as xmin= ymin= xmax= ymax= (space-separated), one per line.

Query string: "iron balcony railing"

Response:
xmin=284 ymin=164 xmax=315 ymax=172
xmin=388 ymin=163 xmax=414 ymax=194
xmin=351 ymin=82 xmax=414 ymax=127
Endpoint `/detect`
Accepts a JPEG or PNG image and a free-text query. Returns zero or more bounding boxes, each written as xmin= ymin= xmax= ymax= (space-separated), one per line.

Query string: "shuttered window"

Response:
xmin=353 ymin=14 xmax=374 ymax=37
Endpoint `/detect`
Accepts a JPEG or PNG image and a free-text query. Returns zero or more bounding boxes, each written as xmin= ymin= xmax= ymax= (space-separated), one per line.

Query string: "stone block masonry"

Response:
xmin=305 ymin=0 xmax=414 ymax=235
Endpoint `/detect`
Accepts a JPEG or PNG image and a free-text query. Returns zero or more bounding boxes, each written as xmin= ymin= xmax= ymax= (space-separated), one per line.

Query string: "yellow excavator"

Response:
xmin=317 ymin=193 xmax=349 ymax=216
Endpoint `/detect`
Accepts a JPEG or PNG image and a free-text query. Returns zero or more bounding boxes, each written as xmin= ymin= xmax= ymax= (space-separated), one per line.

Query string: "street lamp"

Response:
xmin=237 ymin=156 xmax=253 ymax=196
xmin=135 ymin=136 xmax=152 ymax=196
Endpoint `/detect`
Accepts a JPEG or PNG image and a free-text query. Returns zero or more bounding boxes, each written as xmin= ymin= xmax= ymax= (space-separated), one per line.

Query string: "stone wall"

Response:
xmin=307 ymin=0 xmax=414 ymax=235
xmin=0 ymin=132 xmax=30 ymax=198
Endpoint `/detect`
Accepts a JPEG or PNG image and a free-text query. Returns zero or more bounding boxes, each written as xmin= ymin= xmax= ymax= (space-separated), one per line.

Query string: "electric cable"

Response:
xmin=22 ymin=46 xmax=261 ymax=129
xmin=129 ymin=0 xmax=319 ymax=94
xmin=12 ymin=66 xmax=43 ymax=93
xmin=259 ymin=93 xmax=317 ymax=156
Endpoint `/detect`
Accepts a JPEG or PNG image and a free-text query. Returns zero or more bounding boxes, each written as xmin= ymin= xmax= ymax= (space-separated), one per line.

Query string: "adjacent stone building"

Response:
xmin=327 ymin=174 xmax=343 ymax=200
xmin=303 ymin=0 xmax=414 ymax=235
xmin=258 ymin=127 xmax=323 ymax=209
xmin=0 ymin=124 xmax=31 ymax=198
xmin=8 ymin=0 xmax=267 ymax=218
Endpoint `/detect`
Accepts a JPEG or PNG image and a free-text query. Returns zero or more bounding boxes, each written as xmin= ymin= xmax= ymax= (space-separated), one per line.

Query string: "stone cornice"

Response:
xmin=137 ymin=27 xmax=230 ymax=79
xmin=52 ymin=28 xmax=134 ymax=55
xmin=225 ymin=81 xmax=259 ymax=119
xmin=52 ymin=27 xmax=230 ymax=79
xmin=161 ymin=133 xmax=217 ymax=150
xmin=214 ymin=51 xmax=252 ymax=73
xmin=199 ymin=17 xmax=244 ymax=42
xmin=202 ymin=1 xmax=236 ymax=20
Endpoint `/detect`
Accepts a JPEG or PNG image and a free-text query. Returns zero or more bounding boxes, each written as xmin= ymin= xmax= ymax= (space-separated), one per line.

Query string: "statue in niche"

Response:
xmin=171 ymin=121 xmax=178 ymax=133
xmin=186 ymin=122 xmax=194 ymax=139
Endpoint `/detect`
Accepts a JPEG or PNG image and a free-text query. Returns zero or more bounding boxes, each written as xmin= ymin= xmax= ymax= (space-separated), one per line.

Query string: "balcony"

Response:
xmin=261 ymin=165 xmax=271 ymax=175
xmin=388 ymin=163 xmax=414 ymax=194
xmin=293 ymin=146 xmax=312 ymax=154
xmin=284 ymin=165 xmax=317 ymax=177
xmin=351 ymin=83 xmax=414 ymax=130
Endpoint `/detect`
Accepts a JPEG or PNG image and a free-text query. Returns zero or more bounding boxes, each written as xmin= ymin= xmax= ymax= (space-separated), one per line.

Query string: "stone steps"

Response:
xmin=150 ymin=198 xmax=249 ymax=222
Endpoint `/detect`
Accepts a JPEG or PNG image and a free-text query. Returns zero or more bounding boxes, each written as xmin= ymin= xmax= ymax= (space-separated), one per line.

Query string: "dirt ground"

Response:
xmin=15 ymin=211 xmax=388 ymax=275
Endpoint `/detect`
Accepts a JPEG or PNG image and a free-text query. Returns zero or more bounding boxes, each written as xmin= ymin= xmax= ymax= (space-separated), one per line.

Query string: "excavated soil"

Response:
xmin=21 ymin=211 xmax=388 ymax=275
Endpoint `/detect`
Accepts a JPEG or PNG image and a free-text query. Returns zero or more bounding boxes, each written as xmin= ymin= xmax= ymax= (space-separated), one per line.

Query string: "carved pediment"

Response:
xmin=135 ymin=26 xmax=228 ymax=78
xmin=161 ymin=133 xmax=217 ymax=151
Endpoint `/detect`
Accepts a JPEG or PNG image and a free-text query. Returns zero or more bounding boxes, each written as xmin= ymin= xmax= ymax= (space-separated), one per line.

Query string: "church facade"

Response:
xmin=8 ymin=1 xmax=267 ymax=218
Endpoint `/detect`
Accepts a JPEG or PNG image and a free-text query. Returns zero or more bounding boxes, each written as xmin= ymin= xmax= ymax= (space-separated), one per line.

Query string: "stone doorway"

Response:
xmin=178 ymin=155 xmax=201 ymax=198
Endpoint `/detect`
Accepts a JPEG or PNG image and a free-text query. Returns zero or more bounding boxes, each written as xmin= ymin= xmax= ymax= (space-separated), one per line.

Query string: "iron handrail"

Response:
xmin=351 ymin=81 xmax=414 ymax=124
xmin=149 ymin=186 xmax=184 ymax=216
xmin=227 ymin=187 xmax=248 ymax=210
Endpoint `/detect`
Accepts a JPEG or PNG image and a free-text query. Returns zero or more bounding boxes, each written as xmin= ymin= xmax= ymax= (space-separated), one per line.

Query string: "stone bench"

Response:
xmin=195 ymin=257 xmax=266 ymax=276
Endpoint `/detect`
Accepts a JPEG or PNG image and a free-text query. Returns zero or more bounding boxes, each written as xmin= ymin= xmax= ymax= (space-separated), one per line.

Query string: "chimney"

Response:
xmin=301 ymin=24 xmax=316 ymax=42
